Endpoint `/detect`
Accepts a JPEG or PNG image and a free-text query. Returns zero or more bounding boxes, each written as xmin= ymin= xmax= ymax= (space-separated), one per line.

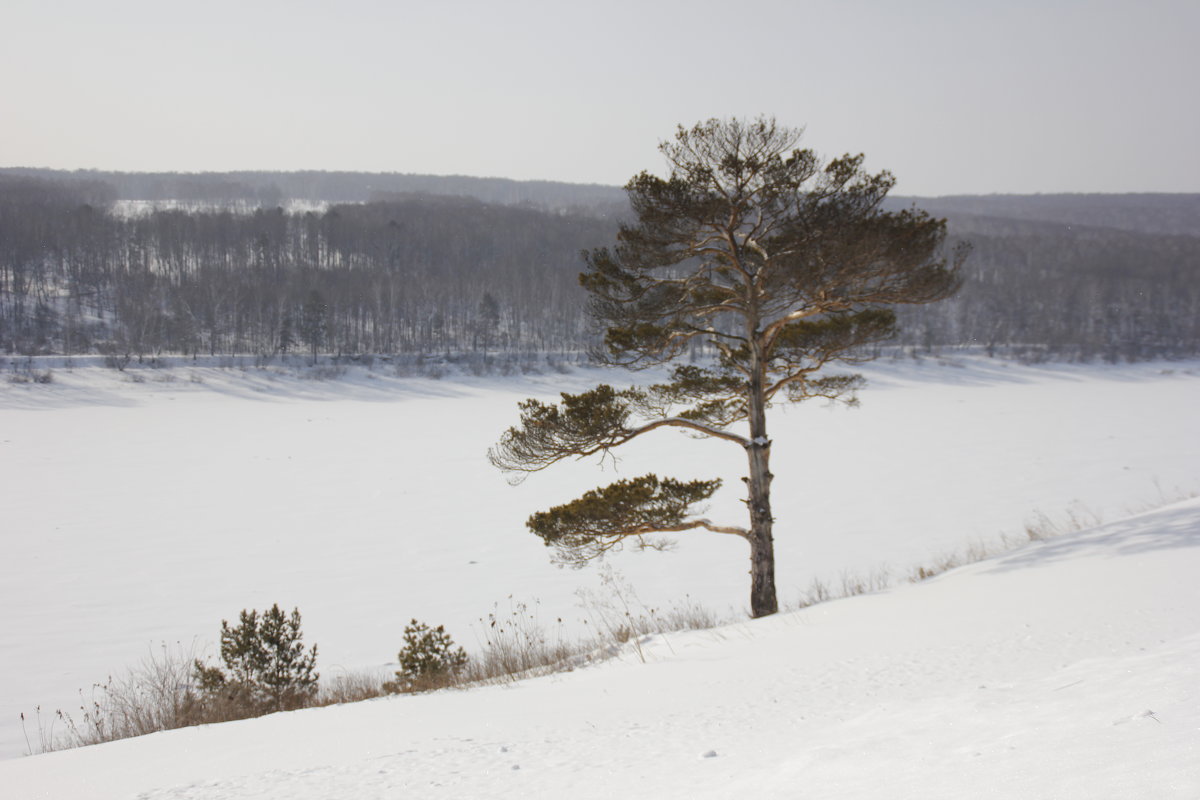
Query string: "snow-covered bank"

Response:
xmin=2 ymin=356 xmax=1199 ymax=768
xmin=4 ymin=496 xmax=1199 ymax=799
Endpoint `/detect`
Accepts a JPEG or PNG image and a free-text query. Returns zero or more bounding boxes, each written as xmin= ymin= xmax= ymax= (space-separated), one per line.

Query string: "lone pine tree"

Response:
xmin=490 ymin=117 xmax=965 ymax=617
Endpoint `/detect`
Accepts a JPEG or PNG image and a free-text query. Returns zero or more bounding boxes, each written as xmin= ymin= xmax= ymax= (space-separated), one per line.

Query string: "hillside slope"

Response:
xmin=4 ymin=496 xmax=1198 ymax=799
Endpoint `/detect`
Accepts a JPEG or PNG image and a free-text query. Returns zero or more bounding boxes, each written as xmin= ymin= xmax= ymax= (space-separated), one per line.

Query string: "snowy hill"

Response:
xmin=2 ymin=355 xmax=1199 ymax=796
xmin=4 ymin=495 xmax=1199 ymax=799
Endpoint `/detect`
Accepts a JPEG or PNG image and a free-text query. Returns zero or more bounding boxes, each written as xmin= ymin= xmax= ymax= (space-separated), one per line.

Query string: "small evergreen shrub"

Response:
xmin=384 ymin=620 xmax=468 ymax=693
xmin=193 ymin=604 xmax=319 ymax=716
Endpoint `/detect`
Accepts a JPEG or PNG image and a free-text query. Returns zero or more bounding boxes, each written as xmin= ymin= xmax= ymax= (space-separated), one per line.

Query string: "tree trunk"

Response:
xmin=748 ymin=522 xmax=777 ymax=617
xmin=746 ymin=336 xmax=779 ymax=618
xmin=746 ymin=436 xmax=778 ymax=617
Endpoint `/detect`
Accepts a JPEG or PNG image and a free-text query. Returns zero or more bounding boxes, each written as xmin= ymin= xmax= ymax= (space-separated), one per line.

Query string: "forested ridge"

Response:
xmin=897 ymin=212 xmax=1200 ymax=361
xmin=1 ymin=168 xmax=1197 ymax=364
xmin=0 ymin=167 xmax=627 ymax=213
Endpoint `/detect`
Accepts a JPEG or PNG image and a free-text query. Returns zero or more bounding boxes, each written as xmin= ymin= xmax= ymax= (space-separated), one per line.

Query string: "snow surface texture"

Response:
xmin=4 ymin=497 xmax=1199 ymax=798
xmin=2 ymin=356 xmax=1199 ymax=797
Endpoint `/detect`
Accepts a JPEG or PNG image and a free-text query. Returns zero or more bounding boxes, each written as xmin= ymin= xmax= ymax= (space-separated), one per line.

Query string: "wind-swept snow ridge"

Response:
xmin=4 ymin=497 xmax=1200 ymax=799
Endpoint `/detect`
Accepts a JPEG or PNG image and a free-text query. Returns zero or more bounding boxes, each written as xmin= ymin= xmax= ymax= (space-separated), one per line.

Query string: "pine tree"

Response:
xmin=490 ymin=117 xmax=965 ymax=617
xmin=193 ymin=604 xmax=319 ymax=713
xmin=385 ymin=620 xmax=468 ymax=692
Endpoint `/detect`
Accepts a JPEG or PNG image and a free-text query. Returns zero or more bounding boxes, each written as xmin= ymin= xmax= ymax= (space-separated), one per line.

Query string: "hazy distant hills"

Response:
xmin=5 ymin=166 xmax=1197 ymax=237
xmin=0 ymin=167 xmax=629 ymax=217
xmin=893 ymin=193 xmax=1200 ymax=238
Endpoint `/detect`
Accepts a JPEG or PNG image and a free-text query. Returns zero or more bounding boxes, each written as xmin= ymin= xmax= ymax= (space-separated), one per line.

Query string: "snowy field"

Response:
xmin=2 ymin=354 xmax=1199 ymax=797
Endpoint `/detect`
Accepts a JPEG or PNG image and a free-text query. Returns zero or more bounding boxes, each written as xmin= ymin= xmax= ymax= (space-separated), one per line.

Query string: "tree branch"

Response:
xmin=526 ymin=474 xmax=744 ymax=567
xmin=488 ymin=385 xmax=750 ymax=478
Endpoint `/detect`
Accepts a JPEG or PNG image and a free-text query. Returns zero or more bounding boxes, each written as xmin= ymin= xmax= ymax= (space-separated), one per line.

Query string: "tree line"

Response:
xmin=1 ymin=171 xmax=1197 ymax=362
xmin=0 ymin=176 xmax=616 ymax=360
xmin=894 ymin=213 xmax=1200 ymax=362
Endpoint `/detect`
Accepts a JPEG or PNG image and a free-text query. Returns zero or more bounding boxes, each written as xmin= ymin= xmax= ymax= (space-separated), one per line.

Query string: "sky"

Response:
xmin=2 ymin=0 xmax=1197 ymax=196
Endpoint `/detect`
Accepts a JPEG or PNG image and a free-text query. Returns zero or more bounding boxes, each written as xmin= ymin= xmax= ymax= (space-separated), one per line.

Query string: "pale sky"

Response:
xmin=2 ymin=0 xmax=1196 ymax=195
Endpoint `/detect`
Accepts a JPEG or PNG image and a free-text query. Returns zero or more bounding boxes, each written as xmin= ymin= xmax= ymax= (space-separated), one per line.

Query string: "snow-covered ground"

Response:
xmin=2 ymin=355 xmax=1198 ymax=797
xmin=5 ymin=495 xmax=1199 ymax=798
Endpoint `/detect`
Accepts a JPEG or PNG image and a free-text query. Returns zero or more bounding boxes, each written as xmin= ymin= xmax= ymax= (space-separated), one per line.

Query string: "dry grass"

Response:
xmin=463 ymin=571 xmax=721 ymax=684
xmin=1023 ymin=502 xmax=1103 ymax=542
xmin=25 ymin=646 xmax=390 ymax=754
xmin=788 ymin=500 xmax=1124 ymax=611
xmin=25 ymin=642 xmax=210 ymax=752
xmin=465 ymin=598 xmax=581 ymax=684
xmin=315 ymin=669 xmax=389 ymax=706
xmin=574 ymin=567 xmax=718 ymax=663
xmin=906 ymin=503 xmax=1113 ymax=585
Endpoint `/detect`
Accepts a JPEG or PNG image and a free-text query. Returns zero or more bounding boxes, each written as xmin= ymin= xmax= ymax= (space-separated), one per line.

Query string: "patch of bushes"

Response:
xmin=27 ymin=581 xmax=730 ymax=754
xmin=27 ymin=605 xmax=324 ymax=752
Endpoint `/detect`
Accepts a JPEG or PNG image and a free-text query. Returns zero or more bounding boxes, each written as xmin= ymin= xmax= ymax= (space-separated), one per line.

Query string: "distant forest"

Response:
xmin=1 ymin=167 xmax=1198 ymax=364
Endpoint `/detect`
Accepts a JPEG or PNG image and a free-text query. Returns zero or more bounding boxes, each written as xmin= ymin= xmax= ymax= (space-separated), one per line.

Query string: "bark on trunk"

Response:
xmin=746 ymin=438 xmax=778 ymax=617
xmin=746 ymin=335 xmax=779 ymax=618
xmin=748 ymin=524 xmax=778 ymax=617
